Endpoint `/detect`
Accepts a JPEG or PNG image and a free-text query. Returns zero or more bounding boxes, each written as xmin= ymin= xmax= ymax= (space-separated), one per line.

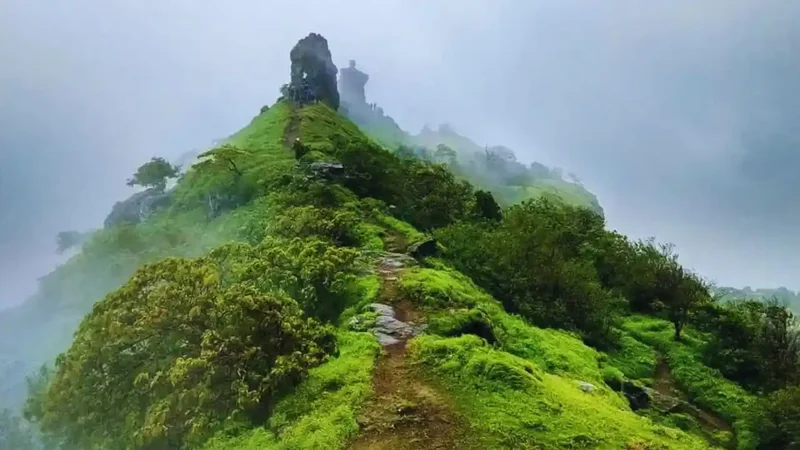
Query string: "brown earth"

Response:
xmin=348 ymin=234 xmax=471 ymax=450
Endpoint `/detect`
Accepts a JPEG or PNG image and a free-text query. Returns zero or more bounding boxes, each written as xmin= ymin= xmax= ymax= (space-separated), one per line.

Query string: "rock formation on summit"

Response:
xmin=282 ymin=33 xmax=339 ymax=109
xmin=336 ymin=58 xmax=406 ymax=145
xmin=339 ymin=60 xmax=369 ymax=106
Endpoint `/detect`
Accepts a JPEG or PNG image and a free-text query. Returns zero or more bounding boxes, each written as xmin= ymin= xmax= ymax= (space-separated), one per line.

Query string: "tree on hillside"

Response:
xmin=126 ymin=157 xmax=180 ymax=192
xmin=758 ymin=300 xmax=800 ymax=390
xmin=651 ymin=243 xmax=710 ymax=340
xmin=434 ymin=144 xmax=457 ymax=166
xmin=474 ymin=190 xmax=502 ymax=221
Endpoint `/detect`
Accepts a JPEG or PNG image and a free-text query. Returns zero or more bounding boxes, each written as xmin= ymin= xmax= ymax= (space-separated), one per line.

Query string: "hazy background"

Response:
xmin=1 ymin=0 xmax=799 ymax=309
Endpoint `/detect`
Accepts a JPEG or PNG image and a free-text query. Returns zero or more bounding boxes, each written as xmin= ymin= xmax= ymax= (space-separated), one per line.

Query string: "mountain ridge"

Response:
xmin=1 ymin=32 xmax=799 ymax=450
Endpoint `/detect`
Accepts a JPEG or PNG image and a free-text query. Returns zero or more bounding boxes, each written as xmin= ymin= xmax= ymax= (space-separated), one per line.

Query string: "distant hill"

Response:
xmin=714 ymin=285 xmax=800 ymax=312
xmin=338 ymin=60 xmax=603 ymax=215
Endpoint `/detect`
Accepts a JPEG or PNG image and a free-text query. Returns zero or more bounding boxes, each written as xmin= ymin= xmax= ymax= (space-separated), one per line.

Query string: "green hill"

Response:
xmin=2 ymin=33 xmax=799 ymax=450
xmin=714 ymin=285 xmax=800 ymax=313
xmin=337 ymin=61 xmax=603 ymax=215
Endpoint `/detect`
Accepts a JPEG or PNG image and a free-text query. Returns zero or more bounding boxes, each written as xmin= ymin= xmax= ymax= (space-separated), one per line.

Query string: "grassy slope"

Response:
xmin=619 ymin=315 xmax=758 ymax=449
xmin=400 ymin=267 xmax=715 ymax=450
xmin=0 ymin=104 xmax=297 ymax=411
xmin=202 ymin=103 xmax=725 ymax=449
xmin=9 ymin=102 xmax=755 ymax=449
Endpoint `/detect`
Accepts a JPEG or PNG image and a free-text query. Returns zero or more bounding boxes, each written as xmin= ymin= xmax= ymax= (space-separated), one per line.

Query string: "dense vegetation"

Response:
xmin=2 ymin=34 xmax=799 ymax=450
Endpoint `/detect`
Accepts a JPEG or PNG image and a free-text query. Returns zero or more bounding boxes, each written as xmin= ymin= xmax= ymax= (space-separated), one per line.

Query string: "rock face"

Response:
xmin=366 ymin=303 xmax=426 ymax=346
xmin=336 ymin=59 xmax=407 ymax=145
xmin=339 ymin=60 xmax=369 ymax=105
xmin=104 ymin=188 xmax=173 ymax=228
xmin=285 ymin=33 xmax=339 ymax=109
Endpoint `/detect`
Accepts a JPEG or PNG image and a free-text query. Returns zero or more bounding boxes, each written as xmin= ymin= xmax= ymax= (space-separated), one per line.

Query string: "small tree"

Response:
xmin=651 ymin=244 xmax=710 ymax=340
xmin=474 ymin=190 xmax=502 ymax=221
xmin=126 ymin=157 xmax=180 ymax=192
xmin=434 ymin=144 xmax=457 ymax=166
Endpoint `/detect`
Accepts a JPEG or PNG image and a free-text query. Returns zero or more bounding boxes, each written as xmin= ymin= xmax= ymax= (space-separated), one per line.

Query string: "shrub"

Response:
xmin=271 ymin=205 xmax=361 ymax=247
xmin=436 ymin=198 xmax=622 ymax=347
xmin=209 ymin=237 xmax=361 ymax=322
xmin=28 ymin=257 xmax=335 ymax=450
xmin=750 ymin=385 xmax=800 ymax=449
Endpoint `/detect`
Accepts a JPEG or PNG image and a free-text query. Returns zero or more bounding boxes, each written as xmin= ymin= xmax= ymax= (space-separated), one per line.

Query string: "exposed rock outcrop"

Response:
xmin=365 ymin=303 xmax=426 ymax=346
xmin=282 ymin=33 xmax=339 ymax=109
xmin=104 ymin=188 xmax=173 ymax=228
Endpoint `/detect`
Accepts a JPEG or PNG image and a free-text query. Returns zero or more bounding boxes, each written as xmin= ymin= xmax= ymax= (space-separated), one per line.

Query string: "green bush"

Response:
xmin=209 ymin=237 xmax=361 ymax=322
xmin=436 ymin=198 xmax=622 ymax=347
xmin=749 ymin=385 xmax=800 ymax=449
xmin=28 ymin=257 xmax=336 ymax=450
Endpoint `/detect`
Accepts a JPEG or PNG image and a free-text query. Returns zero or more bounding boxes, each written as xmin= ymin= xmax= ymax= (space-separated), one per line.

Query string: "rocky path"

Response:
xmin=349 ymin=250 xmax=469 ymax=450
xmin=651 ymin=357 xmax=734 ymax=448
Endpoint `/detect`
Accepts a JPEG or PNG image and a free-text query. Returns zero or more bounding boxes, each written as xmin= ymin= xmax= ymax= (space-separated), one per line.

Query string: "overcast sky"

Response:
xmin=1 ymin=1 xmax=799 ymax=308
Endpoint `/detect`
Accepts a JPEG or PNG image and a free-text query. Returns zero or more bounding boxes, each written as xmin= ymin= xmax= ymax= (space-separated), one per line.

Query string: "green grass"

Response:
xmin=493 ymin=180 xmax=603 ymax=215
xmin=204 ymin=331 xmax=380 ymax=450
xmin=398 ymin=266 xmax=493 ymax=309
xmin=605 ymin=333 xmax=659 ymax=383
xmin=400 ymin=266 xmax=611 ymax=385
xmin=408 ymin=334 xmax=715 ymax=449
xmin=623 ymin=315 xmax=757 ymax=448
xmin=377 ymin=214 xmax=427 ymax=245
xmin=298 ymin=103 xmax=369 ymax=152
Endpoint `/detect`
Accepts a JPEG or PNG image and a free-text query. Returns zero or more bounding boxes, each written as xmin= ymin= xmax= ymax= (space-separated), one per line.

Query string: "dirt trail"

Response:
xmin=283 ymin=106 xmax=301 ymax=149
xmin=349 ymin=240 xmax=469 ymax=450
xmin=652 ymin=357 xmax=734 ymax=446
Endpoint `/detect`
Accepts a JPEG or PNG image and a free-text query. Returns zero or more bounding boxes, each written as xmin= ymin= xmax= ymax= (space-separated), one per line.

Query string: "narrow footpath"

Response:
xmin=349 ymin=232 xmax=469 ymax=450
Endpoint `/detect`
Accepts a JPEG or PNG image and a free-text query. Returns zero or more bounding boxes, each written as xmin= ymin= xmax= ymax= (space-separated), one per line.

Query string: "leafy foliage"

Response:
xmin=436 ymin=198 xmax=622 ymax=346
xmin=473 ymin=189 xmax=502 ymax=221
xmin=700 ymin=299 xmax=800 ymax=392
xmin=127 ymin=157 xmax=180 ymax=192
xmin=209 ymin=237 xmax=361 ymax=322
xmin=28 ymin=257 xmax=336 ymax=449
xmin=750 ymin=385 xmax=800 ymax=449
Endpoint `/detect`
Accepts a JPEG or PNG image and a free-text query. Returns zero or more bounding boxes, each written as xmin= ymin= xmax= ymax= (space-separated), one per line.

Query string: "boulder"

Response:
xmin=307 ymin=161 xmax=345 ymax=179
xmin=408 ymin=238 xmax=439 ymax=259
xmin=577 ymin=381 xmax=597 ymax=393
xmin=622 ymin=381 xmax=651 ymax=411
xmin=365 ymin=303 xmax=426 ymax=347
